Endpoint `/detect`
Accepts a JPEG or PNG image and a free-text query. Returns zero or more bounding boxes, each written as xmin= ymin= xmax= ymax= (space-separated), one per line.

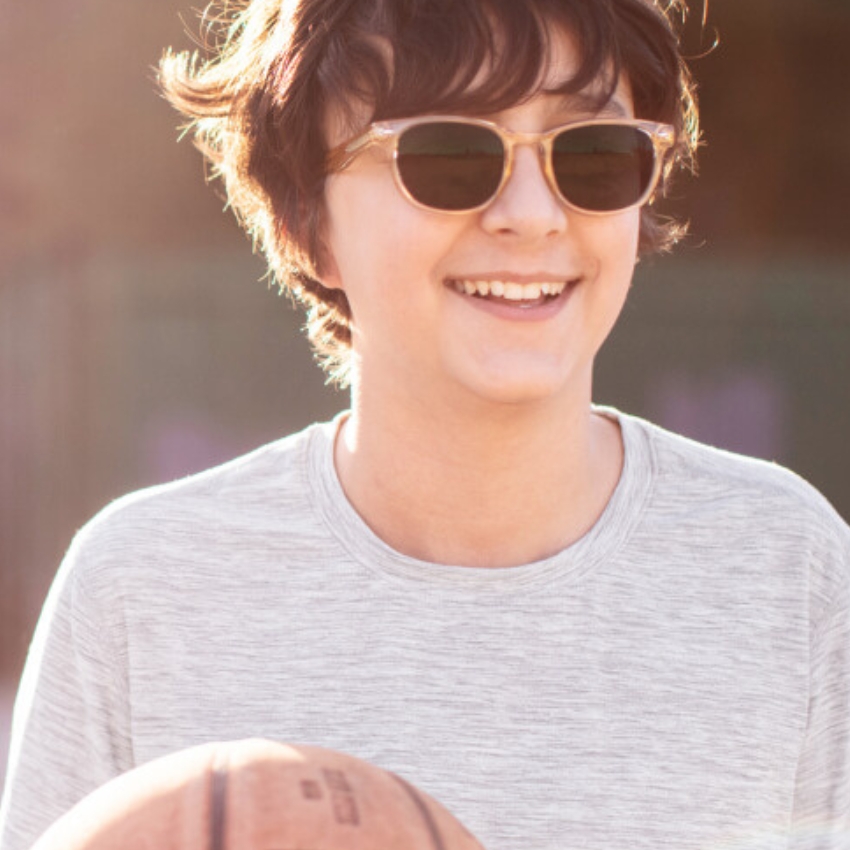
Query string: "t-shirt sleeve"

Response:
xmin=790 ymin=527 xmax=850 ymax=847
xmin=0 ymin=533 xmax=134 ymax=850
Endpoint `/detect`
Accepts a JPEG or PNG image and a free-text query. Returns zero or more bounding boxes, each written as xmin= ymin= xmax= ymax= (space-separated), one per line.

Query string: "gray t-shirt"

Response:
xmin=1 ymin=409 xmax=848 ymax=850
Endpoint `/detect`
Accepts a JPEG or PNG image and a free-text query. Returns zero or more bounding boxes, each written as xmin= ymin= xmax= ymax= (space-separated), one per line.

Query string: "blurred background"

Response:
xmin=1 ymin=0 xmax=848 ymax=785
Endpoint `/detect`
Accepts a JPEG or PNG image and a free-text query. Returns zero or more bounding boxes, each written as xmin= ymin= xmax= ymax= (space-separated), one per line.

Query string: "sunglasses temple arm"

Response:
xmin=326 ymin=126 xmax=393 ymax=173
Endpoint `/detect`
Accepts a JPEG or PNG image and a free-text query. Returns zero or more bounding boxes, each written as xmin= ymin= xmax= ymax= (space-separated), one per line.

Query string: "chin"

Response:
xmin=450 ymin=358 xmax=585 ymax=409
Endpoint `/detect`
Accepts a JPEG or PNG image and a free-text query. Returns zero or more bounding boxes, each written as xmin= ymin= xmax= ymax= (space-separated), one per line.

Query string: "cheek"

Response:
xmin=323 ymin=171 xmax=465 ymax=296
xmin=579 ymin=211 xmax=641 ymax=328
xmin=595 ymin=210 xmax=641 ymax=281
xmin=320 ymin=181 xmax=433 ymax=352
xmin=323 ymin=173 xmax=412 ymax=286
xmin=606 ymin=209 xmax=641 ymax=258
xmin=321 ymin=176 xmax=368 ymax=288
xmin=572 ymin=209 xmax=640 ymax=287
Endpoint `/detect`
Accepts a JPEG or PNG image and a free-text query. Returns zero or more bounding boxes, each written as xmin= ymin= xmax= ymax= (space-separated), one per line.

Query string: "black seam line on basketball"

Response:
xmin=210 ymin=767 xmax=228 ymax=850
xmin=389 ymin=773 xmax=447 ymax=850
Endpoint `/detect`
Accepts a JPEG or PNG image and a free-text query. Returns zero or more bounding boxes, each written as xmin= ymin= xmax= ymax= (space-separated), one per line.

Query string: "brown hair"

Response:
xmin=159 ymin=0 xmax=699 ymax=386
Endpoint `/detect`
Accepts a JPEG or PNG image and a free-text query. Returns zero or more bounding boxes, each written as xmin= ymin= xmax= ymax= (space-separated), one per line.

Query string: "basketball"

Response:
xmin=30 ymin=739 xmax=486 ymax=850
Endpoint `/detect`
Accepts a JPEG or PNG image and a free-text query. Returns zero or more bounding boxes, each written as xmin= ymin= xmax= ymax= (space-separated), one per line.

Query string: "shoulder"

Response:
xmin=57 ymin=419 xmax=338 ymax=601
xmin=622 ymin=411 xmax=850 ymax=612
xmin=98 ymin=419 xmax=327 ymax=521
xmin=625 ymin=411 xmax=845 ymax=526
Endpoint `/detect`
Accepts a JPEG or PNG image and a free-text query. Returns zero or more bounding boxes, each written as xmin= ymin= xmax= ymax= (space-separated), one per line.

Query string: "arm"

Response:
xmin=0 ymin=537 xmax=134 ymax=850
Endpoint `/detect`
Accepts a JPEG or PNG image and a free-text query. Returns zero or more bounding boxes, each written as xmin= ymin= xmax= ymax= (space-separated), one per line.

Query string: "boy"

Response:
xmin=1 ymin=0 xmax=848 ymax=848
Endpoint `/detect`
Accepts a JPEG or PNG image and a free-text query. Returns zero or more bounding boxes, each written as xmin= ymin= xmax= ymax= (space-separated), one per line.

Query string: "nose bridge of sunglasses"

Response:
xmin=498 ymin=135 xmax=559 ymax=200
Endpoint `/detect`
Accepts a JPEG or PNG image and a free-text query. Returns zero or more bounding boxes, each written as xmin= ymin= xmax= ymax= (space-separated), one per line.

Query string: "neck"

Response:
xmin=334 ymin=381 xmax=624 ymax=568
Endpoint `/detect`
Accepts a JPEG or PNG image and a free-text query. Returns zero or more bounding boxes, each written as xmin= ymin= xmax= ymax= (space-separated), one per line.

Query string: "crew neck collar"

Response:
xmin=306 ymin=407 xmax=655 ymax=591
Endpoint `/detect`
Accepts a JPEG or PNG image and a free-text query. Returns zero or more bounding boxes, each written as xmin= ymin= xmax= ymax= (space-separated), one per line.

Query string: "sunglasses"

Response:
xmin=326 ymin=116 xmax=676 ymax=215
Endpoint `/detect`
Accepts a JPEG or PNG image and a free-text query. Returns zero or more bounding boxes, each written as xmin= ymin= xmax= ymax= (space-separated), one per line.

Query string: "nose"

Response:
xmin=479 ymin=143 xmax=568 ymax=240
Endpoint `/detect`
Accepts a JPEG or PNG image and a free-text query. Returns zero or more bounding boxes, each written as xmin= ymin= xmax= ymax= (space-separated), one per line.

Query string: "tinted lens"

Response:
xmin=396 ymin=122 xmax=504 ymax=211
xmin=551 ymin=125 xmax=654 ymax=212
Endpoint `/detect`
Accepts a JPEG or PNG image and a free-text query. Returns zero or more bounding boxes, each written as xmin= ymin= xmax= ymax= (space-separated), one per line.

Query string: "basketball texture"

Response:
xmin=31 ymin=739 xmax=486 ymax=850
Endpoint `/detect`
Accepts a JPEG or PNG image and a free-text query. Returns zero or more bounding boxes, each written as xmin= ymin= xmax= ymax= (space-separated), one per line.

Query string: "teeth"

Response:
xmin=450 ymin=279 xmax=570 ymax=300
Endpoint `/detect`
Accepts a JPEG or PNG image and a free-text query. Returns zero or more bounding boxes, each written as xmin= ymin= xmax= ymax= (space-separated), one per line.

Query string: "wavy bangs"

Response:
xmin=320 ymin=0 xmax=622 ymax=129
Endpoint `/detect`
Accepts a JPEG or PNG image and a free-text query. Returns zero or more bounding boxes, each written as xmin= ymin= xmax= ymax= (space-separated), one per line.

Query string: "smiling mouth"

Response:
xmin=446 ymin=278 xmax=579 ymax=307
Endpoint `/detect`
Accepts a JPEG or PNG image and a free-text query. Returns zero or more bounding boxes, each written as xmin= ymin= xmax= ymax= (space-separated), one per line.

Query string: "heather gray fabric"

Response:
xmin=1 ymin=409 xmax=848 ymax=850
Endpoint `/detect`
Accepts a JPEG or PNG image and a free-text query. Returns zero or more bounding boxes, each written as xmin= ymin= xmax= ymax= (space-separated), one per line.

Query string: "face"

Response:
xmin=320 ymin=29 xmax=641 ymax=415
